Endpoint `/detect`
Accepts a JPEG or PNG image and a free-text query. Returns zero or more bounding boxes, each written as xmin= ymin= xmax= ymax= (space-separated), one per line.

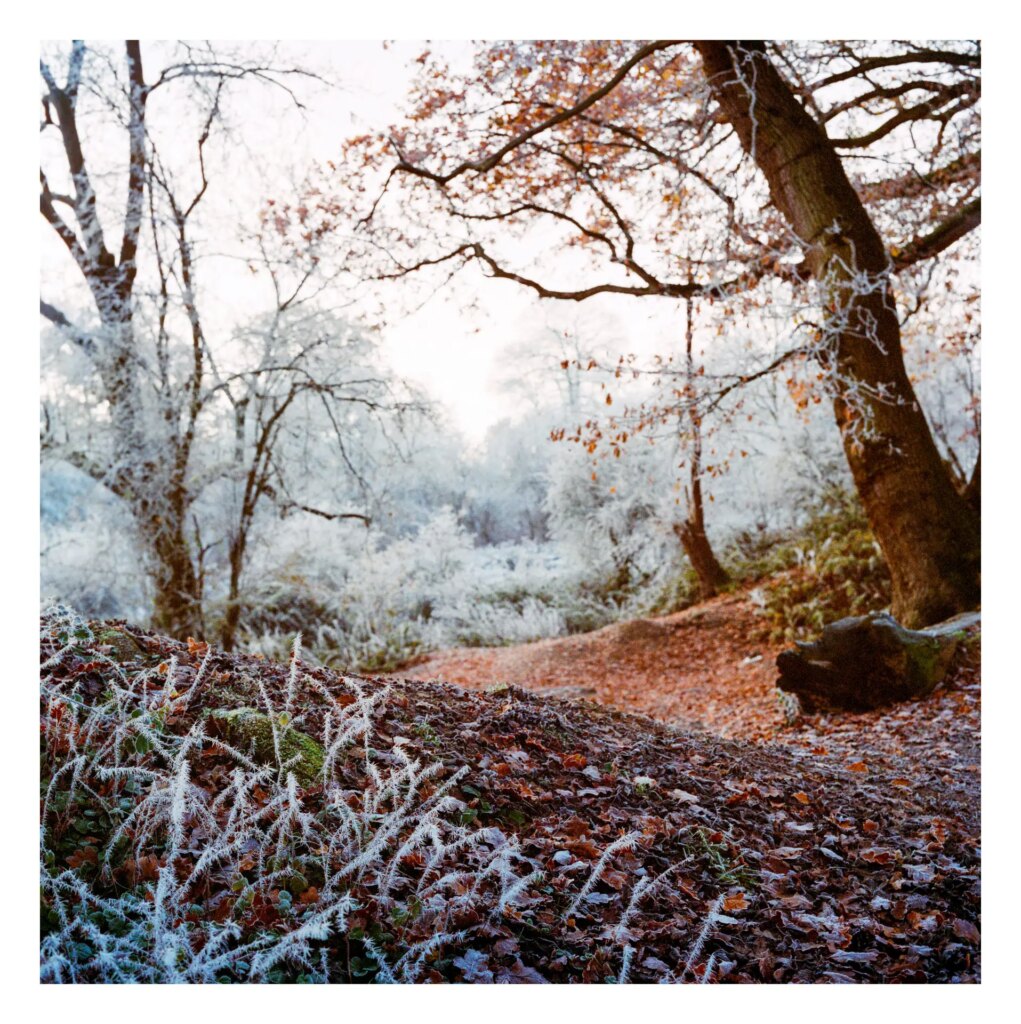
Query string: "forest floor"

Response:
xmin=399 ymin=590 xmax=981 ymax=812
xmin=392 ymin=587 xmax=982 ymax=982
xmin=40 ymin=590 xmax=981 ymax=984
xmin=403 ymin=592 xmax=786 ymax=741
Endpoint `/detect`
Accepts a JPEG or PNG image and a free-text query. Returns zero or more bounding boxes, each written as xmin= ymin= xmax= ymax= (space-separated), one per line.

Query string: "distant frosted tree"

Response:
xmin=40 ymin=41 xmax=417 ymax=639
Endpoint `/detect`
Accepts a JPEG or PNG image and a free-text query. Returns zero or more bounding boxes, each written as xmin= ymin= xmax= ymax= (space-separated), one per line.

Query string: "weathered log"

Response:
xmin=776 ymin=610 xmax=979 ymax=712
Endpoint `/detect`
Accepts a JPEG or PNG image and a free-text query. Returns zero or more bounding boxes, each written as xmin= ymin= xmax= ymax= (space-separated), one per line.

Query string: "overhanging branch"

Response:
xmin=893 ymin=197 xmax=981 ymax=270
xmin=39 ymin=300 xmax=97 ymax=357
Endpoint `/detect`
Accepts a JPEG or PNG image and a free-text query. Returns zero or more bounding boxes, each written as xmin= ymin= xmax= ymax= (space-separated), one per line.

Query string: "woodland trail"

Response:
xmin=392 ymin=592 xmax=982 ymax=981
xmin=398 ymin=590 xmax=982 ymax=836
xmin=404 ymin=592 xmax=784 ymax=741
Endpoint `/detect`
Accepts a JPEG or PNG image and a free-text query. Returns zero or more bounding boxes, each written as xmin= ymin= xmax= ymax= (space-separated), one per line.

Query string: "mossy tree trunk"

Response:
xmin=696 ymin=41 xmax=980 ymax=627
xmin=776 ymin=610 xmax=978 ymax=711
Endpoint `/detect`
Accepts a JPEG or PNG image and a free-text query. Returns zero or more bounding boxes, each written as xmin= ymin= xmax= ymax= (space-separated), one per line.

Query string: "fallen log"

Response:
xmin=775 ymin=610 xmax=979 ymax=712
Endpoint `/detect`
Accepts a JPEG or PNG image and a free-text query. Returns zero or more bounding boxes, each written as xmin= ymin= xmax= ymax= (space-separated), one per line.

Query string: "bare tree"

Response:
xmin=671 ymin=296 xmax=730 ymax=599
xmin=211 ymin=304 xmax=423 ymax=650
xmin=41 ymin=41 xmax=211 ymax=635
xmin=40 ymin=41 xmax=415 ymax=640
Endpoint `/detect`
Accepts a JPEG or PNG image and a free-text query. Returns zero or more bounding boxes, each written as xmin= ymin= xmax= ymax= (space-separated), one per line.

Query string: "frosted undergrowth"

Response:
xmin=39 ymin=606 xmax=542 ymax=983
xmin=567 ymin=830 xmax=728 ymax=985
xmin=40 ymin=605 xmax=728 ymax=984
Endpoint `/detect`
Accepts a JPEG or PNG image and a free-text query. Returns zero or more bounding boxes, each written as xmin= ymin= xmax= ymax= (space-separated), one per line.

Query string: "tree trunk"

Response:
xmin=963 ymin=450 xmax=981 ymax=513
xmin=696 ymin=41 xmax=980 ymax=627
xmin=677 ymin=296 xmax=730 ymax=600
xmin=140 ymin=487 xmax=204 ymax=640
xmin=149 ymin=554 xmax=203 ymax=639
xmin=220 ymin=598 xmax=242 ymax=653
xmin=220 ymin=536 xmax=246 ymax=652
xmin=674 ymin=518 xmax=730 ymax=600
xmin=42 ymin=44 xmax=207 ymax=642
xmin=100 ymin=308 xmax=204 ymax=640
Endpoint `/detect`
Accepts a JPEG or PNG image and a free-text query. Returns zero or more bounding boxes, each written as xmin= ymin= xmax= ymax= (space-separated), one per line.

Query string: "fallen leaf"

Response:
xmin=860 ymin=847 xmax=898 ymax=865
xmin=769 ymin=847 xmax=804 ymax=860
xmin=723 ymin=892 xmax=749 ymax=912
xmin=951 ymin=918 xmax=980 ymax=944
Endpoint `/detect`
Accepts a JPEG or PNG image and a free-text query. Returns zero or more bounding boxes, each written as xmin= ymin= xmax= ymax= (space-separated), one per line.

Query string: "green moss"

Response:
xmin=210 ymin=708 xmax=324 ymax=786
xmin=897 ymin=631 xmax=958 ymax=692
xmin=96 ymin=627 xmax=146 ymax=662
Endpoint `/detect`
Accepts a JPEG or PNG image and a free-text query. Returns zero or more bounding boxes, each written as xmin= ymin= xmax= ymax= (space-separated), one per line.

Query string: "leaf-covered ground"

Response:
xmin=405 ymin=592 xmax=786 ymax=740
xmin=41 ymin=597 xmax=980 ymax=983
xmin=399 ymin=588 xmax=982 ymax=982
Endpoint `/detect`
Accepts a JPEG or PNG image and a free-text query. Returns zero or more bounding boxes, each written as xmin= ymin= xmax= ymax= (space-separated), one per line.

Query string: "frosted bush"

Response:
xmin=239 ymin=514 xmax=602 ymax=668
xmin=41 ymin=463 xmax=150 ymax=623
xmin=429 ymin=594 xmax=566 ymax=647
xmin=236 ymin=492 xmax=715 ymax=672
xmin=315 ymin=611 xmax=428 ymax=673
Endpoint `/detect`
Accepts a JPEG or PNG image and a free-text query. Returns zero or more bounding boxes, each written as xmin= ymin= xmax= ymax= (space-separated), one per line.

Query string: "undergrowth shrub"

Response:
xmin=314 ymin=611 xmax=429 ymax=675
xmin=235 ymin=517 xmax=586 ymax=670
xmin=733 ymin=489 xmax=892 ymax=643
xmin=644 ymin=565 xmax=703 ymax=618
xmin=218 ymin=489 xmax=892 ymax=672
xmin=40 ymin=607 xmax=540 ymax=983
xmin=430 ymin=595 xmax=566 ymax=648
xmin=39 ymin=607 xmax=728 ymax=984
xmin=237 ymin=532 xmax=643 ymax=672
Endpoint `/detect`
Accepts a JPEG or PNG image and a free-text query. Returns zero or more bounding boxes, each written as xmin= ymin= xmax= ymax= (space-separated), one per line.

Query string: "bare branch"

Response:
xmin=830 ymin=83 xmax=979 ymax=149
xmin=281 ymin=502 xmax=371 ymax=525
xmin=40 ymin=170 xmax=88 ymax=272
xmin=809 ymin=46 xmax=980 ymax=92
xmin=858 ymin=150 xmax=980 ymax=204
xmin=118 ymin=41 xmax=149 ymax=282
xmin=39 ymin=300 xmax=97 ymax=357
xmin=893 ymin=197 xmax=981 ymax=270
xmin=40 ymin=43 xmax=114 ymax=268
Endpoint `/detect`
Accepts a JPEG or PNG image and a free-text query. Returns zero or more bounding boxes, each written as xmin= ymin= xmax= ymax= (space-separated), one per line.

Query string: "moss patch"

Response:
xmin=210 ymin=708 xmax=324 ymax=786
xmin=95 ymin=627 xmax=146 ymax=662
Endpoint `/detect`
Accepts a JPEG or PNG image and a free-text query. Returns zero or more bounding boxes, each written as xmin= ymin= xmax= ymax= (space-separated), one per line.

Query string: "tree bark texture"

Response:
xmin=695 ymin=41 xmax=980 ymax=627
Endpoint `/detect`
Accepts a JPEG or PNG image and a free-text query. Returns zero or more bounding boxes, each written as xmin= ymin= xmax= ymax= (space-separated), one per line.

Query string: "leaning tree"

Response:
xmin=339 ymin=39 xmax=980 ymax=627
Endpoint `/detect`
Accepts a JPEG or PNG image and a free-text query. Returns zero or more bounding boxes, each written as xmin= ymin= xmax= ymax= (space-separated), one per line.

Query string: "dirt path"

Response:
xmin=391 ymin=596 xmax=981 ymax=981
xmin=397 ymin=590 xmax=981 ymax=835
xmin=402 ymin=592 xmax=785 ymax=741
